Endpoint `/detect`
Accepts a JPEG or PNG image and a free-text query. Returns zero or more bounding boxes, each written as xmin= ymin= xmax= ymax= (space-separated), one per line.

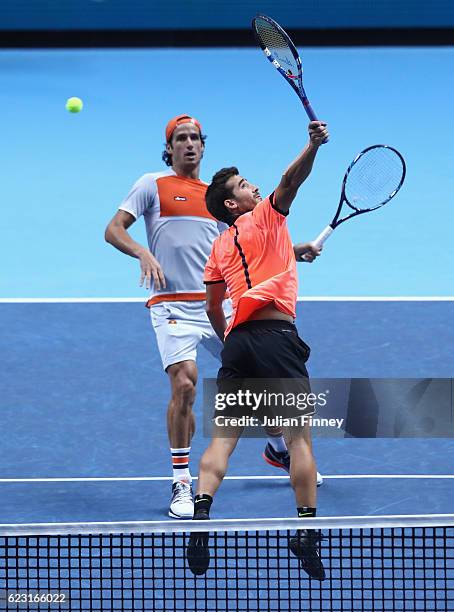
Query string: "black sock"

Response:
xmin=297 ymin=506 xmax=316 ymax=518
xmin=194 ymin=494 xmax=213 ymax=519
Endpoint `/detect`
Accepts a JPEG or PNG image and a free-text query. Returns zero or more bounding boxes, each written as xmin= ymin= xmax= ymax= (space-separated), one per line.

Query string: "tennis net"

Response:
xmin=0 ymin=514 xmax=453 ymax=611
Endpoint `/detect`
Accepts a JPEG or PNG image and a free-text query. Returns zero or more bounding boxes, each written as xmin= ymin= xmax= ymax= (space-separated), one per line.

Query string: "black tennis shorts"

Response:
xmin=215 ymin=320 xmax=313 ymax=423
xmin=219 ymin=319 xmax=310 ymax=379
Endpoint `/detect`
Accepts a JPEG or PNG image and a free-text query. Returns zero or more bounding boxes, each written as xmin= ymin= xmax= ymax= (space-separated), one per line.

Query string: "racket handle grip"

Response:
xmin=304 ymin=102 xmax=329 ymax=144
xmin=304 ymin=100 xmax=318 ymax=122
xmin=302 ymin=225 xmax=334 ymax=261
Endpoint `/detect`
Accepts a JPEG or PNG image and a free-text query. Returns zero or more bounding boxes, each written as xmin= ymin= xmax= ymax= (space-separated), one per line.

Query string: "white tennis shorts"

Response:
xmin=150 ymin=300 xmax=232 ymax=371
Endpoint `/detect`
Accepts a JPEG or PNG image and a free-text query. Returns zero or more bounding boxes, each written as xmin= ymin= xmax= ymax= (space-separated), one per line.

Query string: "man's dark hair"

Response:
xmin=162 ymin=133 xmax=207 ymax=167
xmin=205 ymin=167 xmax=239 ymax=225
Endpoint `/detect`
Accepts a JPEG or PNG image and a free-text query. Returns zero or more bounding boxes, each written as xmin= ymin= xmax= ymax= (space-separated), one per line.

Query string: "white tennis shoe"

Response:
xmin=169 ymin=481 xmax=194 ymax=519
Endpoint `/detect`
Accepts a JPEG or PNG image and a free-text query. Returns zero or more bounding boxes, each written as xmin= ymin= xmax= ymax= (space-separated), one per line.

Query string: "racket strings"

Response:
xmin=254 ymin=18 xmax=300 ymax=79
xmin=345 ymin=147 xmax=405 ymax=210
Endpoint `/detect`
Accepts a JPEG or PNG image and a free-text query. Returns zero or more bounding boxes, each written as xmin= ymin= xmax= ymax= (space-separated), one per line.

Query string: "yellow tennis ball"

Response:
xmin=65 ymin=97 xmax=83 ymax=113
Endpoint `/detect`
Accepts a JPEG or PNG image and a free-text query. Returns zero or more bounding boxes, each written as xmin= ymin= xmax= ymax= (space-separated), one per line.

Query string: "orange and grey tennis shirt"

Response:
xmin=204 ymin=193 xmax=297 ymax=337
xmin=118 ymin=170 xmax=227 ymax=306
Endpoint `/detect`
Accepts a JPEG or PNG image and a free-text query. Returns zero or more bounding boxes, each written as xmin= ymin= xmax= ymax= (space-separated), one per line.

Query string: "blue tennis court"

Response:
xmin=0 ymin=299 xmax=453 ymax=525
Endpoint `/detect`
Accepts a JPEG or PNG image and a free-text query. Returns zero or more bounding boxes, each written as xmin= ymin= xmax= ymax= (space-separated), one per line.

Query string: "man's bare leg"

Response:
xmin=166 ymin=360 xmax=197 ymax=518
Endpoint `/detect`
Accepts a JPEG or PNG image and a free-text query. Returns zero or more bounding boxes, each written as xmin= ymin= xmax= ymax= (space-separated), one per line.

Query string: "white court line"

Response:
xmin=0 ymin=475 xmax=453 ymax=483
xmin=0 ymin=297 xmax=453 ymax=303
xmin=297 ymin=296 xmax=454 ymax=302
xmin=0 ymin=298 xmax=146 ymax=303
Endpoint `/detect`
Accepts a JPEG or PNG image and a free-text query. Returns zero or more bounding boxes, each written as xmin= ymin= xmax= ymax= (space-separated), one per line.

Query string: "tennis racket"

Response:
xmin=252 ymin=14 xmax=320 ymax=123
xmin=302 ymin=145 xmax=406 ymax=260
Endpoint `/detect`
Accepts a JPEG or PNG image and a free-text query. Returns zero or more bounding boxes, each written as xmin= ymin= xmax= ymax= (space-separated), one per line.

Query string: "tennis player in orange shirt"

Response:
xmin=187 ymin=120 xmax=328 ymax=580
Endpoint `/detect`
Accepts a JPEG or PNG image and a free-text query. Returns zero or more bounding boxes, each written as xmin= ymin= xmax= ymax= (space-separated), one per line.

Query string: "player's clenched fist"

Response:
xmin=309 ymin=121 xmax=329 ymax=146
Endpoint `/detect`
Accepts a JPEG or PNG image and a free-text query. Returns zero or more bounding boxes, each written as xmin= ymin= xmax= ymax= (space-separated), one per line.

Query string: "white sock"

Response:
xmin=170 ymin=447 xmax=191 ymax=483
xmin=267 ymin=435 xmax=287 ymax=453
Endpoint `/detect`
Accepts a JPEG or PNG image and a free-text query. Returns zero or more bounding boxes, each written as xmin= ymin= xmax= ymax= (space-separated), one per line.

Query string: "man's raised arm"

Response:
xmin=274 ymin=121 xmax=328 ymax=214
